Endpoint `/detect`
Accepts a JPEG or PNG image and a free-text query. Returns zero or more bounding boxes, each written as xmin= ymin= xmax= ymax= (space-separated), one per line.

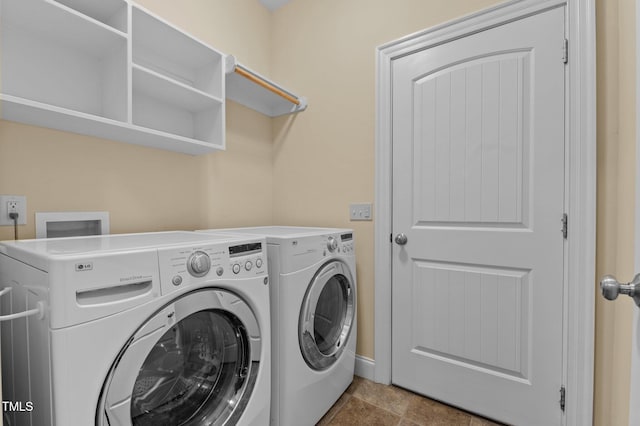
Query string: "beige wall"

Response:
xmin=0 ymin=0 xmax=636 ymax=424
xmin=594 ymin=0 xmax=636 ymax=424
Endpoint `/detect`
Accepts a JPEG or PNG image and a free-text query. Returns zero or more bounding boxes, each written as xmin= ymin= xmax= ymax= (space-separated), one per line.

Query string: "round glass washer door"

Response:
xmin=96 ymin=289 xmax=261 ymax=426
xmin=299 ymin=260 xmax=356 ymax=371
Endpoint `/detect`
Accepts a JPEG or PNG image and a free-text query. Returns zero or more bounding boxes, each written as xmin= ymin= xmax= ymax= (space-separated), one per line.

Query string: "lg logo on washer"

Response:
xmin=75 ymin=262 xmax=93 ymax=271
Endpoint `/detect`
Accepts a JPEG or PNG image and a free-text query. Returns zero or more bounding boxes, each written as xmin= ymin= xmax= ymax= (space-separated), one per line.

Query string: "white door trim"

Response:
xmin=373 ymin=1 xmax=596 ymax=425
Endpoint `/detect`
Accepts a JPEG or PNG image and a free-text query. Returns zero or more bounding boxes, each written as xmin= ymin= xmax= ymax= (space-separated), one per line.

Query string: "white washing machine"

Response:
xmin=0 ymin=231 xmax=270 ymax=426
xmin=197 ymin=226 xmax=357 ymax=426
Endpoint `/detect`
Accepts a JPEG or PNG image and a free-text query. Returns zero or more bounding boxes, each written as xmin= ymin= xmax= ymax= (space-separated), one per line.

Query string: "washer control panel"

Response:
xmin=158 ymin=239 xmax=266 ymax=295
xmin=229 ymin=242 xmax=264 ymax=275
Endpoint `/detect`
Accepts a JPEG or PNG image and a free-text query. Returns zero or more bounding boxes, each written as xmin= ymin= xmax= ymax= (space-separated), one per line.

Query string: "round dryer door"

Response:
xmin=96 ymin=289 xmax=261 ymax=426
xmin=299 ymin=260 xmax=356 ymax=371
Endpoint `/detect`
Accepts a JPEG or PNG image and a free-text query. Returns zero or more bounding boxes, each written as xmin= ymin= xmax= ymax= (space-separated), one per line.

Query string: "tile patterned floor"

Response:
xmin=317 ymin=376 xmax=505 ymax=426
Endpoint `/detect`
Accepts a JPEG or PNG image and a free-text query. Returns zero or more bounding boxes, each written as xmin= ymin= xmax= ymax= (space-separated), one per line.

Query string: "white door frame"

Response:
xmin=374 ymin=1 xmax=596 ymax=425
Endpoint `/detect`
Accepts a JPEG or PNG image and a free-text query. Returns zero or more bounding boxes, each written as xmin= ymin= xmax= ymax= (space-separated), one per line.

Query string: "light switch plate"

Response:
xmin=350 ymin=203 xmax=372 ymax=221
xmin=0 ymin=195 xmax=27 ymax=225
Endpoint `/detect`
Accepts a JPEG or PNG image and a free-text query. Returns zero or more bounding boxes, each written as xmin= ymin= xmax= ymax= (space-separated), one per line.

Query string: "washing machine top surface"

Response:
xmin=0 ymin=231 xmax=241 ymax=256
xmin=198 ymin=226 xmax=351 ymax=240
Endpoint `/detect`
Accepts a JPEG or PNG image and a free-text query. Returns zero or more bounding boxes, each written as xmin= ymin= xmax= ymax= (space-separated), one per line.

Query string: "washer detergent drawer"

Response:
xmin=47 ymin=250 xmax=161 ymax=329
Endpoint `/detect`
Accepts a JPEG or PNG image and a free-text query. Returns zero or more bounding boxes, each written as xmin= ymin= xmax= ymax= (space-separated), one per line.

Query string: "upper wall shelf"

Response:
xmin=0 ymin=0 xmax=225 ymax=155
xmin=225 ymin=55 xmax=307 ymax=117
xmin=53 ymin=0 xmax=128 ymax=32
xmin=1 ymin=0 xmax=305 ymax=155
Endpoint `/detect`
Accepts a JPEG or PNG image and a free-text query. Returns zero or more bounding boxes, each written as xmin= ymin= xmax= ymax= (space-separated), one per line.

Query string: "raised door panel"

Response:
xmin=413 ymin=52 xmax=530 ymax=227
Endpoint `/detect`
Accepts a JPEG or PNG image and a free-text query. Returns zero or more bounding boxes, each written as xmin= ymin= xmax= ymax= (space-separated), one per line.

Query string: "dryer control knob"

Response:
xmin=327 ymin=236 xmax=338 ymax=252
xmin=187 ymin=251 xmax=211 ymax=277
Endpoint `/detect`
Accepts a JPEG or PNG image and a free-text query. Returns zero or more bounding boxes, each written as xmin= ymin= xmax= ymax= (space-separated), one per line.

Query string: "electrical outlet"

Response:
xmin=7 ymin=201 xmax=18 ymax=215
xmin=350 ymin=203 xmax=372 ymax=221
xmin=0 ymin=195 xmax=27 ymax=226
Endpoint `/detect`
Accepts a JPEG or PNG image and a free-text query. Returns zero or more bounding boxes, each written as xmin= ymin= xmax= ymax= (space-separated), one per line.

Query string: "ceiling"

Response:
xmin=259 ymin=0 xmax=292 ymax=11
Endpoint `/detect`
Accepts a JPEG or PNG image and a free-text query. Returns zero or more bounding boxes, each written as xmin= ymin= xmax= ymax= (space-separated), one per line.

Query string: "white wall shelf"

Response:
xmin=1 ymin=0 xmax=128 ymax=121
xmin=3 ymin=0 xmax=128 ymax=52
xmin=52 ymin=0 xmax=128 ymax=33
xmin=0 ymin=0 xmax=226 ymax=155
xmin=132 ymin=6 xmax=224 ymax=99
xmin=225 ymin=55 xmax=307 ymax=117
xmin=132 ymin=65 xmax=223 ymax=111
xmin=0 ymin=95 xmax=217 ymax=155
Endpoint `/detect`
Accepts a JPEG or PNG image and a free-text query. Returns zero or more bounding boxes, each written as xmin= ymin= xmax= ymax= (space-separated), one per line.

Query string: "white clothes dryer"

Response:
xmin=197 ymin=227 xmax=357 ymax=426
xmin=0 ymin=231 xmax=270 ymax=426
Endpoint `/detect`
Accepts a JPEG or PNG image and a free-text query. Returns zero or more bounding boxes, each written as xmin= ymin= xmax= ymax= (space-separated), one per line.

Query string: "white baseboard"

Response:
xmin=354 ymin=355 xmax=375 ymax=381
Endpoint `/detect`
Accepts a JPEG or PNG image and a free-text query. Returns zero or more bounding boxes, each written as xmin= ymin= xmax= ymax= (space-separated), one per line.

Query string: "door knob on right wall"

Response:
xmin=600 ymin=274 xmax=640 ymax=307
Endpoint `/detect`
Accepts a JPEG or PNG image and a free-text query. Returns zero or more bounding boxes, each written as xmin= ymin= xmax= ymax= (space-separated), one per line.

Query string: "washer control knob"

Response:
xmin=216 ymin=267 xmax=224 ymax=276
xmin=327 ymin=237 xmax=338 ymax=252
xmin=232 ymin=263 xmax=241 ymax=274
xmin=187 ymin=251 xmax=211 ymax=277
xmin=172 ymin=275 xmax=183 ymax=286
xmin=256 ymin=258 xmax=263 ymax=268
xmin=245 ymin=261 xmax=253 ymax=271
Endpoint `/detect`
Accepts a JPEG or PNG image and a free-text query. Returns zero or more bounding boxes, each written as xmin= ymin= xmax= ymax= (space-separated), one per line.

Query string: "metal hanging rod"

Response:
xmin=225 ymin=55 xmax=307 ymax=116
xmin=234 ymin=65 xmax=301 ymax=106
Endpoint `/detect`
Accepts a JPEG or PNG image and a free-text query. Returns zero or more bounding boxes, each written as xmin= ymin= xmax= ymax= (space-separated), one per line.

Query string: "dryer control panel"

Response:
xmin=278 ymin=232 xmax=356 ymax=274
xmin=158 ymin=239 xmax=267 ymax=295
xmin=340 ymin=232 xmax=355 ymax=253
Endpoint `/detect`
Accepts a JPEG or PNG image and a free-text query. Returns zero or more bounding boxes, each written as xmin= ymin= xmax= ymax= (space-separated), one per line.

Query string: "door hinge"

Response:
xmin=562 ymin=38 xmax=568 ymax=64
xmin=560 ymin=386 xmax=566 ymax=411
xmin=562 ymin=213 xmax=568 ymax=239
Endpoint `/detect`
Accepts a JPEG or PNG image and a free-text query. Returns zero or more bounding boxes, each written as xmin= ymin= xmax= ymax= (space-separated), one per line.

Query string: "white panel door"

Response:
xmin=391 ymin=7 xmax=566 ymax=426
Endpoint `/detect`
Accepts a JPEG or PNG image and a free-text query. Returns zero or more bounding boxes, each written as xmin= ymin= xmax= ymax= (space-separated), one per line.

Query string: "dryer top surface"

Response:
xmin=198 ymin=226 xmax=352 ymax=240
